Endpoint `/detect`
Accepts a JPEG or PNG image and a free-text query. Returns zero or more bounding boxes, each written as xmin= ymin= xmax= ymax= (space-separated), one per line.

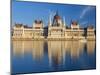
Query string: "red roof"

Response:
xmin=35 ymin=20 xmax=42 ymax=24
xmin=54 ymin=15 xmax=61 ymax=20
xmin=72 ymin=21 xmax=78 ymax=25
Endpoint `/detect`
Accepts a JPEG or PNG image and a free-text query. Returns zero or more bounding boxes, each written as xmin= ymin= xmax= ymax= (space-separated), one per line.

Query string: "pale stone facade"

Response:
xmin=32 ymin=20 xmax=44 ymax=39
xmin=12 ymin=20 xmax=44 ymax=40
xmin=48 ymin=12 xmax=65 ymax=40
xmin=64 ymin=22 xmax=85 ymax=40
xmin=12 ymin=12 xmax=95 ymax=41
xmin=47 ymin=12 xmax=87 ymax=40
xmin=86 ymin=26 xmax=96 ymax=40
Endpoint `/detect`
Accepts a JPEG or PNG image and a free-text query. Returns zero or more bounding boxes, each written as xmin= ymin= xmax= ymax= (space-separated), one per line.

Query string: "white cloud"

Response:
xmin=80 ymin=6 xmax=92 ymax=19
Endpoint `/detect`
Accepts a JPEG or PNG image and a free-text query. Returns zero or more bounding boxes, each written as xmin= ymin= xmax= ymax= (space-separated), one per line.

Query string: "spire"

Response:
xmin=32 ymin=22 xmax=35 ymax=28
xmin=63 ymin=16 xmax=66 ymax=26
xmin=56 ymin=10 xmax=59 ymax=16
xmin=49 ymin=13 xmax=52 ymax=26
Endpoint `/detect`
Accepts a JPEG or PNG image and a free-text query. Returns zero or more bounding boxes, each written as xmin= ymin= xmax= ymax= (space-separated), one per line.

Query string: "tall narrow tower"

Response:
xmin=63 ymin=16 xmax=66 ymax=27
xmin=48 ymin=13 xmax=52 ymax=27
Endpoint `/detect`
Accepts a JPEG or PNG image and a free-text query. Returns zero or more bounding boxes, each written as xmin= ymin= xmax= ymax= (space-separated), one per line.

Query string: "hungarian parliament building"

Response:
xmin=12 ymin=12 xmax=96 ymax=41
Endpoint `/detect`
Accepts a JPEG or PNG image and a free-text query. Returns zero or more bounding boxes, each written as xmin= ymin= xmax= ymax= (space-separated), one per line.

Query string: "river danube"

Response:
xmin=11 ymin=40 xmax=96 ymax=74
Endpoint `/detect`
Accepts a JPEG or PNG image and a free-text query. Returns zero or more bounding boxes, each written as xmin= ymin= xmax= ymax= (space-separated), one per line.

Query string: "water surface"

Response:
xmin=11 ymin=40 xmax=96 ymax=74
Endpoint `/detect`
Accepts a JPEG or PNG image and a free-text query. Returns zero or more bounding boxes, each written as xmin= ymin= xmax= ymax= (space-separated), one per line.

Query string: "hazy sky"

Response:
xmin=12 ymin=0 xmax=96 ymax=28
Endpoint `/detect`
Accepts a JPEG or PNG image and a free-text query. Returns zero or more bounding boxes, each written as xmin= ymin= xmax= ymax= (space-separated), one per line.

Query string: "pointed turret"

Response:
xmin=49 ymin=13 xmax=52 ymax=27
xmin=63 ymin=16 xmax=66 ymax=27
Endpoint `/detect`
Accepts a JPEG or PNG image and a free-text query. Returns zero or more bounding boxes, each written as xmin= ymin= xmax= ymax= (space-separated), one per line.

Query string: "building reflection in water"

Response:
xmin=12 ymin=41 xmax=44 ymax=61
xmin=32 ymin=41 xmax=44 ymax=61
xmin=48 ymin=41 xmax=63 ymax=67
xmin=87 ymin=41 xmax=96 ymax=55
xmin=48 ymin=41 xmax=87 ymax=67
xmin=12 ymin=40 xmax=95 ymax=66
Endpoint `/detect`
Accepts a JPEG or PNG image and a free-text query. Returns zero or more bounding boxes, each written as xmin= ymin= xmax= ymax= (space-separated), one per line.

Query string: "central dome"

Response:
xmin=52 ymin=11 xmax=62 ymax=26
xmin=54 ymin=12 xmax=61 ymax=20
xmin=54 ymin=15 xmax=61 ymax=20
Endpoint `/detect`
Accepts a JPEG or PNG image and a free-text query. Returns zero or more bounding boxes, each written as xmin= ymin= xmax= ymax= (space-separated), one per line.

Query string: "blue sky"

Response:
xmin=12 ymin=0 xmax=96 ymax=28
